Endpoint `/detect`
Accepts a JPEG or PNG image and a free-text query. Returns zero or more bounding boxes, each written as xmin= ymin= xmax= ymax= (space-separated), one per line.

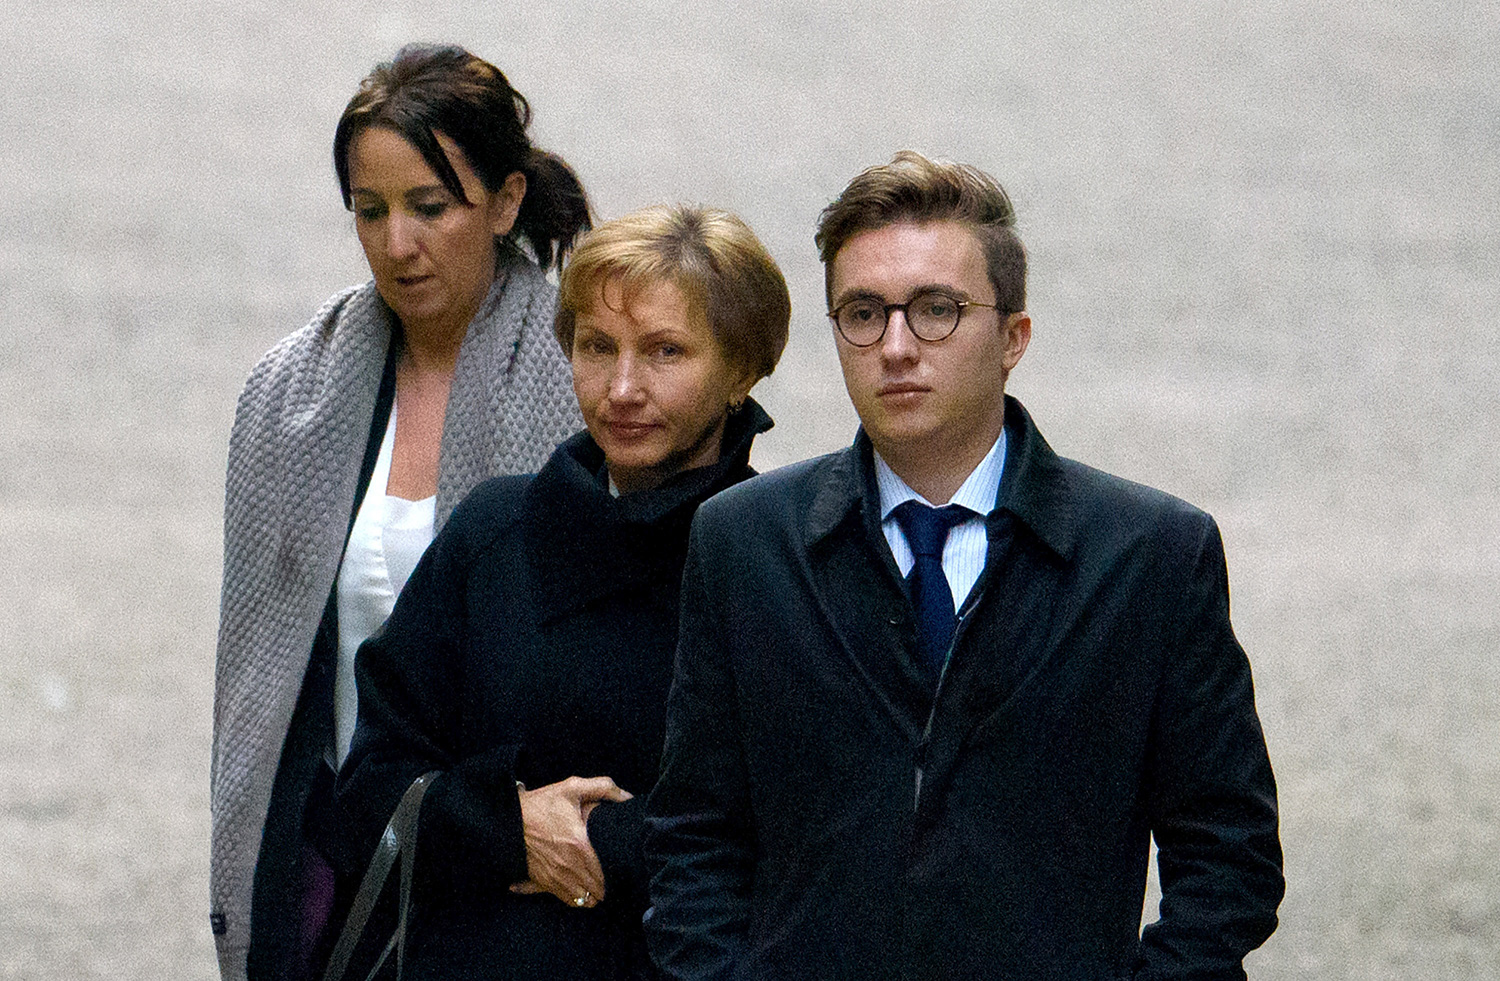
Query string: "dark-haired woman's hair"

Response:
xmin=334 ymin=44 xmax=591 ymax=273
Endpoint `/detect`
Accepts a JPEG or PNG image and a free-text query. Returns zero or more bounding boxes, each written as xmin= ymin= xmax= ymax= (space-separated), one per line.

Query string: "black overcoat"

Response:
xmin=334 ymin=402 xmax=772 ymax=980
xmin=645 ymin=396 xmax=1283 ymax=981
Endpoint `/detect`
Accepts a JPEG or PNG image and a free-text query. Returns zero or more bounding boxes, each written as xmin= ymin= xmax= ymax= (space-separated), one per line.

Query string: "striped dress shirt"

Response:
xmin=875 ymin=428 xmax=1007 ymax=613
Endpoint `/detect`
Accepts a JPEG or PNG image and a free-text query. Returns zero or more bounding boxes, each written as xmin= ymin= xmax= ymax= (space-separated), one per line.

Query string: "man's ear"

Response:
xmin=1002 ymin=312 xmax=1031 ymax=372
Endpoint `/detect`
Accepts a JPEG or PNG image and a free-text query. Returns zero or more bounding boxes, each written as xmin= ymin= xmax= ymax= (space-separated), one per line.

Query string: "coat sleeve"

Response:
xmin=644 ymin=511 xmax=757 ymax=981
xmin=1137 ymin=514 xmax=1284 ymax=980
xmin=585 ymin=793 xmax=650 ymax=909
xmin=332 ymin=490 xmax=531 ymax=899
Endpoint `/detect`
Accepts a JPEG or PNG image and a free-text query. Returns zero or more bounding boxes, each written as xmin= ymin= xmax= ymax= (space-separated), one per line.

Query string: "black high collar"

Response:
xmin=524 ymin=399 xmax=774 ymax=624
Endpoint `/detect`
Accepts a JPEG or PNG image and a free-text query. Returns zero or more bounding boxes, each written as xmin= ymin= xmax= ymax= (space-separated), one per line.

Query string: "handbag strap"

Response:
xmin=321 ymin=771 xmax=440 ymax=981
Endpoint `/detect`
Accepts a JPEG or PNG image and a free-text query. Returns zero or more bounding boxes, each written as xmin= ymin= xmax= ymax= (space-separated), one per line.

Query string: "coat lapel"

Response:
xmin=943 ymin=397 xmax=1080 ymax=744
xmin=945 ymin=518 xmax=1065 ymax=729
xmin=797 ymin=399 xmax=1085 ymax=741
xmin=802 ymin=437 xmax=936 ymax=734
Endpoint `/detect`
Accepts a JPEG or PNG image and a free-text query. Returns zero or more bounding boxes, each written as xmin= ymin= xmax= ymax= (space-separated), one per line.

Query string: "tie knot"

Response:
xmin=892 ymin=501 xmax=972 ymax=559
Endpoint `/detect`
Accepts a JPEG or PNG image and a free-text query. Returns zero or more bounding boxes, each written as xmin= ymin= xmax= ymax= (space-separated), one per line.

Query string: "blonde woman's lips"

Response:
xmin=605 ymin=420 xmax=658 ymax=439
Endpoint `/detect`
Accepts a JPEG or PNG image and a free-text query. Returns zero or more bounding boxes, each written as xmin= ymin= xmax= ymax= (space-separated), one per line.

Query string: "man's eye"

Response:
xmin=919 ymin=295 xmax=956 ymax=318
xmin=848 ymin=303 xmax=879 ymax=322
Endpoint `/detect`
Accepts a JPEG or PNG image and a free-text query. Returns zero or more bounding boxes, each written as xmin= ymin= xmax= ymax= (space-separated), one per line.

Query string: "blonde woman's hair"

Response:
xmin=555 ymin=204 xmax=790 ymax=382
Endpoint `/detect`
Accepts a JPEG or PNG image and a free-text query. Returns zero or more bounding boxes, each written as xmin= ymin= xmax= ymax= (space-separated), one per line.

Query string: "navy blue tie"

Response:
xmin=892 ymin=501 xmax=973 ymax=676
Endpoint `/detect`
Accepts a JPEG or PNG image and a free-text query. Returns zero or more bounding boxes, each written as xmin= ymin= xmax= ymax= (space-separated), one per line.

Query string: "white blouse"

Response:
xmin=332 ymin=405 xmax=436 ymax=767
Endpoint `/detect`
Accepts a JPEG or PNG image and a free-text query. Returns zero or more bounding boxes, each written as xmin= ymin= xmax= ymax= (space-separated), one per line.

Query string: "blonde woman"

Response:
xmin=334 ymin=204 xmax=789 ymax=979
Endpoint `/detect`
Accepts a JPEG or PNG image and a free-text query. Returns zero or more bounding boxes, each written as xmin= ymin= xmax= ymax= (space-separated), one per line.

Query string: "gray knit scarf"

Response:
xmin=209 ymin=255 xmax=581 ymax=979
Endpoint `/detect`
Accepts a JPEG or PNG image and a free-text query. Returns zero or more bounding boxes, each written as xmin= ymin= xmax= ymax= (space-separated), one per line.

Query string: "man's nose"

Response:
xmin=878 ymin=308 xmax=920 ymax=362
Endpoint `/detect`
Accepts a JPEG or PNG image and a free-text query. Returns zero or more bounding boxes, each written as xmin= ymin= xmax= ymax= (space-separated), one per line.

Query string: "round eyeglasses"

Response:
xmin=827 ymin=290 xmax=1001 ymax=347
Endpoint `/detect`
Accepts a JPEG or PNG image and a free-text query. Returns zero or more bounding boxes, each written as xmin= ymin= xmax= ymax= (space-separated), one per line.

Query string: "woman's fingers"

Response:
xmin=556 ymin=775 xmax=634 ymax=833
xmin=561 ymin=774 xmax=633 ymax=804
xmin=510 ymin=877 xmax=597 ymax=908
xmin=516 ymin=778 xmax=612 ymax=905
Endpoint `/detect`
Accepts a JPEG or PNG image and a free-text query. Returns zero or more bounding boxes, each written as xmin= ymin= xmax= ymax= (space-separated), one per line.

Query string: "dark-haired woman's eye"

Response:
xmin=415 ymin=202 xmax=448 ymax=219
xmin=355 ymin=205 xmax=385 ymax=222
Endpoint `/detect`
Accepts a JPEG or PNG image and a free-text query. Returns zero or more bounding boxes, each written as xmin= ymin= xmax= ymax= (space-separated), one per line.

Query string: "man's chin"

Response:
xmin=862 ymin=422 xmax=940 ymax=460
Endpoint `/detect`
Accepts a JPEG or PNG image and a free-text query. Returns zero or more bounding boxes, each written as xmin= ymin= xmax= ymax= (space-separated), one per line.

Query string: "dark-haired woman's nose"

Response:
xmin=385 ymin=212 xmax=421 ymax=261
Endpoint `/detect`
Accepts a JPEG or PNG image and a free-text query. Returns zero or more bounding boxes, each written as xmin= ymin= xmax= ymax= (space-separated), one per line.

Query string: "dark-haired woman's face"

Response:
xmin=348 ymin=127 xmax=526 ymax=342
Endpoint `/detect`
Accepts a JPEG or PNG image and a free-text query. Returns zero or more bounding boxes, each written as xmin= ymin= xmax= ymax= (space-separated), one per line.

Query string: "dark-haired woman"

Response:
xmin=332 ymin=204 xmax=790 ymax=979
xmin=210 ymin=45 xmax=590 ymax=981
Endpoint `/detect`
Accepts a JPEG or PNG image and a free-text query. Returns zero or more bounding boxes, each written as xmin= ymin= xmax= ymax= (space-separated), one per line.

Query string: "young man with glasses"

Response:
xmin=646 ymin=151 xmax=1283 ymax=980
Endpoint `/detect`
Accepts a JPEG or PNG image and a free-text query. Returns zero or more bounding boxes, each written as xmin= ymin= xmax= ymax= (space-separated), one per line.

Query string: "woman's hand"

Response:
xmin=510 ymin=775 xmax=632 ymax=908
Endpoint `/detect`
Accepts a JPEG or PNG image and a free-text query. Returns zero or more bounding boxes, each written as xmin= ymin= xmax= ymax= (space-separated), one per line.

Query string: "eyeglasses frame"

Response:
xmin=826 ymin=291 xmax=1004 ymax=347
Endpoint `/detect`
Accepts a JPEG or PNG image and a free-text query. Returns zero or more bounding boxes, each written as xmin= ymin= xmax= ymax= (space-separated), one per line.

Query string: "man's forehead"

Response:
xmin=828 ymin=220 xmax=988 ymax=298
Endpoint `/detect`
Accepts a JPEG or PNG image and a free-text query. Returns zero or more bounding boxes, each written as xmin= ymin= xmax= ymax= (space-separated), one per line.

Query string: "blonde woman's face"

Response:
xmin=570 ymin=278 xmax=754 ymax=494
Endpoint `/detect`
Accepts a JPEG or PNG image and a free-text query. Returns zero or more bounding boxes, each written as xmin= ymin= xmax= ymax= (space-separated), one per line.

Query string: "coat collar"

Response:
xmin=803 ymin=395 xmax=1078 ymax=563
xmin=526 ymin=399 xmax=772 ymax=623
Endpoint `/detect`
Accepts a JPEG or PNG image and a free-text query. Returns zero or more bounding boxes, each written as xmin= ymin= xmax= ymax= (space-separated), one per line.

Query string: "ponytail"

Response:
xmin=515 ymin=149 xmax=593 ymax=274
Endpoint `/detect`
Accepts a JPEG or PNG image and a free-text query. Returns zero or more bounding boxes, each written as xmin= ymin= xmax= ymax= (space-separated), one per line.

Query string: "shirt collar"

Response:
xmin=875 ymin=427 xmax=1007 ymax=521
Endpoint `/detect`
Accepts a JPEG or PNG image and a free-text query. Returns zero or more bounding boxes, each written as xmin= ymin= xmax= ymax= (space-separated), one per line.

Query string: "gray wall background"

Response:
xmin=1 ymin=1 xmax=1496 ymax=977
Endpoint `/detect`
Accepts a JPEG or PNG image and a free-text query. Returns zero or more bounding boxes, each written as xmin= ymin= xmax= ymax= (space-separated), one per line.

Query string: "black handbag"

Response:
xmin=321 ymin=771 xmax=440 ymax=981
